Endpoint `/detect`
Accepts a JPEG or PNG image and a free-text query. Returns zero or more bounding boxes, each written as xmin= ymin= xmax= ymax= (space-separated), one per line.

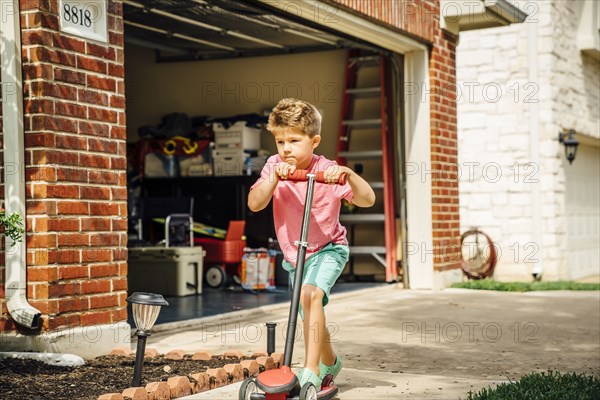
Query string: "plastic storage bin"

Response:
xmin=128 ymin=247 xmax=205 ymax=296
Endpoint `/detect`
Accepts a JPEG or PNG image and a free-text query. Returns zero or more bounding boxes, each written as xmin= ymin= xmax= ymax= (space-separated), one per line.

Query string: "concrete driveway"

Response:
xmin=148 ymin=285 xmax=600 ymax=399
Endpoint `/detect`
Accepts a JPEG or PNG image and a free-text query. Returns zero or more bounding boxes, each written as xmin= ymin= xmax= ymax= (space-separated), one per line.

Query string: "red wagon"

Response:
xmin=194 ymin=220 xmax=246 ymax=288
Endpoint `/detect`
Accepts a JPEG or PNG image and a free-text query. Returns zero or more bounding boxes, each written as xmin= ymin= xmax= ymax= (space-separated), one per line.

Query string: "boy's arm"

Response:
xmin=325 ymin=165 xmax=376 ymax=208
xmin=248 ymin=174 xmax=278 ymax=212
xmin=247 ymin=162 xmax=295 ymax=211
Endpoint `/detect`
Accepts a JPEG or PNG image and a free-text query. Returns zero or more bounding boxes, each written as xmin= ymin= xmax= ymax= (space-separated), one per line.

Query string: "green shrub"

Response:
xmin=451 ymin=280 xmax=600 ymax=292
xmin=465 ymin=371 xmax=600 ymax=400
xmin=0 ymin=209 xmax=25 ymax=246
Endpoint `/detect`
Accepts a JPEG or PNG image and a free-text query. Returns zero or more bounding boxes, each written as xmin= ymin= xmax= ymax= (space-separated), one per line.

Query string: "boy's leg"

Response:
xmin=301 ymin=284 xmax=327 ymax=377
xmin=320 ymin=326 xmax=336 ymax=366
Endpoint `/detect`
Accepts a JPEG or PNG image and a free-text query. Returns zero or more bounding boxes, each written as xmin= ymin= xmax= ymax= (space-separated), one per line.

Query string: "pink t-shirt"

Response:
xmin=251 ymin=154 xmax=354 ymax=266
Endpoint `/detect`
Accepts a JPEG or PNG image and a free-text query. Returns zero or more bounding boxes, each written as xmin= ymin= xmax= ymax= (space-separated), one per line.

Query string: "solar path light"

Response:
xmin=126 ymin=292 xmax=169 ymax=387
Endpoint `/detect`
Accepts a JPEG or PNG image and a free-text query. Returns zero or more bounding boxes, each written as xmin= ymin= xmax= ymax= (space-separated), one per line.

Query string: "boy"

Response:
xmin=248 ymin=98 xmax=375 ymax=388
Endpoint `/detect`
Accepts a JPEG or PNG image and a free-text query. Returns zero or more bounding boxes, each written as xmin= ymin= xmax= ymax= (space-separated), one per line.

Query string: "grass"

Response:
xmin=451 ymin=280 xmax=600 ymax=292
xmin=465 ymin=371 xmax=600 ymax=400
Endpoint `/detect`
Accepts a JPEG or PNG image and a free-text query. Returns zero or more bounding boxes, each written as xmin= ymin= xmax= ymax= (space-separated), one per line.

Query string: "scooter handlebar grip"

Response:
xmin=287 ymin=170 xmax=347 ymax=185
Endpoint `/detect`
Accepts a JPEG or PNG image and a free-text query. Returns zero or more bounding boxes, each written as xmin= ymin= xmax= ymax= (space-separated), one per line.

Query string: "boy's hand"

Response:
xmin=323 ymin=165 xmax=350 ymax=185
xmin=274 ymin=162 xmax=296 ymax=180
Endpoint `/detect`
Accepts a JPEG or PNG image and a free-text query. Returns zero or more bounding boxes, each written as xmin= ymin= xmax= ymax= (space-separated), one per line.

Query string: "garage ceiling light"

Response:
xmin=124 ymin=20 xmax=236 ymax=51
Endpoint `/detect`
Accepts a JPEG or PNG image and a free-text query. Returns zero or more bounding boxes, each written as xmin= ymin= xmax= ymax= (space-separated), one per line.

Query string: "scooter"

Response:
xmin=239 ymin=170 xmax=346 ymax=400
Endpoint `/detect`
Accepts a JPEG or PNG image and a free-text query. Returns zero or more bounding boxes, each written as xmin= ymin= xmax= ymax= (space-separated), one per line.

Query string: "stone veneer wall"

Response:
xmin=456 ymin=0 xmax=599 ymax=280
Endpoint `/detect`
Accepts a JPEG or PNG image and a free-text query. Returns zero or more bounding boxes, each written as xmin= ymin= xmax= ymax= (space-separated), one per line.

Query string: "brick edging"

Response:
xmin=97 ymin=348 xmax=283 ymax=400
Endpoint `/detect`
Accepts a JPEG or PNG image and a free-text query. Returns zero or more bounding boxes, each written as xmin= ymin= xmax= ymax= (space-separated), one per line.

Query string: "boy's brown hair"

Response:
xmin=266 ymin=98 xmax=321 ymax=137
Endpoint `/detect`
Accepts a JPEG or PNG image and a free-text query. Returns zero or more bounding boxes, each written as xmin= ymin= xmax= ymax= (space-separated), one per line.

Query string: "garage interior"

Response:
xmin=121 ymin=0 xmax=404 ymax=323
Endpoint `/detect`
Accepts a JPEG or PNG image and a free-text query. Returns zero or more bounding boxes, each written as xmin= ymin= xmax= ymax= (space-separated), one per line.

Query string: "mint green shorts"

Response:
xmin=282 ymin=243 xmax=349 ymax=318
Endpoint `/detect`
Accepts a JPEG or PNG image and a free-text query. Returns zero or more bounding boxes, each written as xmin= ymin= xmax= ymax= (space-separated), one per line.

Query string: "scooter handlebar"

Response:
xmin=286 ymin=169 xmax=347 ymax=185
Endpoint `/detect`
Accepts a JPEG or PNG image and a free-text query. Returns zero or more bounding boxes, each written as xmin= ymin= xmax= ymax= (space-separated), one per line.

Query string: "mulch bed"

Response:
xmin=0 ymin=354 xmax=251 ymax=400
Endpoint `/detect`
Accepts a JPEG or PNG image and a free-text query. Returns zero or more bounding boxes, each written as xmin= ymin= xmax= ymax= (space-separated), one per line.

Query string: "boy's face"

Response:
xmin=273 ymin=127 xmax=321 ymax=170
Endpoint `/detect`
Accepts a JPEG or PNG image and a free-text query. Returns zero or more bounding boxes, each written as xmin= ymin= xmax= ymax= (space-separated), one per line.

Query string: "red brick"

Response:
xmin=48 ymin=184 xmax=80 ymax=198
xmin=81 ymin=279 xmax=111 ymax=295
xmin=25 ymin=132 xmax=56 ymax=148
xmin=110 ymin=347 xmax=133 ymax=356
xmin=89 ymin=203 xmax=119 ymax=216
xmin=79 ymin=120 xmax=110 ymax=137
xmin=88 ymin=107 xmax=118 ymax=123
xmin=48 ymin=217 xmax=81 ymax=231
xmin=122 ymin=387 xmax=147 ymax=400
xmin=56 ymin=166 xmax=88 ymax=183
xmin=256 ymin=356 xmax=275 ymax=371
xmin=87 ymin=75 xmax=116 ymax=91
xmin=58 ymin=233 xmax=90 ymax=246
xmin=57 ymin=297 xmax=86 ymax=313
xmin=110 ymin=127 xmax=126 ymax=141
xmin=76 ymin=55 xmax=107 ymax=74
xmin=55 ymin=102 xmax=87 ymax=119
xmin=30 ymin=47 xmax=76 ymax=67
xmin=49 ymin=281 xmax=82 ymax=297
xmin=81 ymin=217 xmax=111 ymax=231
xmin=164 ymin=349 xmax=186 ymax=360
xmin=223 ymin=363 xmax=244 ymax=382
xmin=223 ymin=351 xmax=244 ymax=359
xmin=190 ymin=372 xmax=210 ymax=394
xmin=191 ymin=351 xmax=213 ymax=361
xmin=87 ymin=43 xmax=116 ymax=60
xmin=27 ymin=266 xmax=58 ymax=282
xmin=57 ymin=201 xmax=89 ymax=215
xmin=90 ymin=294 xmax=119 ymax=309
xmin=78 ymin=88 xmax=109 ymax=106
xmin=87 ymin=138 xmax=117 ymax=154
xmin=167 ymin=376 xmax=192 ymax=398
xmin=80 ymin=153 xmax=111 ymax=169
xmin=206 ymin=368 xmax=228 ymax=388
xmin=25 ymin=98 xmax=54 ymax=114
xmin=54 ymin=67 xmax=86 ymax=85
xmin=82 ymin=249 xmax=112 ymax=263
xmin=80 ymin=186 xmax=111 ymax=201
xmin=271 ymin=352 xmax=284 ymax=368
xmin=144 ymin=348 xmax=159 ymax=358
xmin=80 ymin=310 xmax=112 ymax=326
xmin=52 ymin=33 xmax=86 ymax=53
xmin=145 ymin=381 xmax=170 ymax=400
xmin=23 ymin=63 xmax=53 ymax=80
xmin=240 ymin=360 xmax=259 ymax=377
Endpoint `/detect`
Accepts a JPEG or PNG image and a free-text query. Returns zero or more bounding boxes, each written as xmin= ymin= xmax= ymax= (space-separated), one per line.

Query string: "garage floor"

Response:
xmin=129 ymin=282 xmax=382 ymax=327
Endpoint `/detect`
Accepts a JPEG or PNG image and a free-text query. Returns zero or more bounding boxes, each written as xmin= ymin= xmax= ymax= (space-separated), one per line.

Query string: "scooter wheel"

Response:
xmin=205 ymin=265 xmax=226 ymax=288
xmin=239 ymin=378 xmax=257 ymax=400
xmin=299 ymin=382 xmax=317 ymax=400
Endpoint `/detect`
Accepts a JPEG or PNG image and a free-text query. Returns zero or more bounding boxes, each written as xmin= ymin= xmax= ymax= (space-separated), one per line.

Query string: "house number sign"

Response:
xmin=58 ymin=0 xmax=108 ymax=43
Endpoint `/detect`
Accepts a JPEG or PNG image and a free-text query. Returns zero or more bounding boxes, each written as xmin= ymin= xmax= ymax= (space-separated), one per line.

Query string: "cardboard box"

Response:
xmin=213 ymin=121 xmax=260 ymax=150
xmin=213 ymin=148 xmax=246 ymax=176
xmin=128 ymin=247 xmax=205 ymax=296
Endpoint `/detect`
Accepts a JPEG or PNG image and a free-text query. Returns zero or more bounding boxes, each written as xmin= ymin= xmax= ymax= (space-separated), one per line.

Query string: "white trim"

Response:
xmin=404 ymin=51 xmax=435 ymax=289
xmin=441 ymin=0 xmax=528 ymax=36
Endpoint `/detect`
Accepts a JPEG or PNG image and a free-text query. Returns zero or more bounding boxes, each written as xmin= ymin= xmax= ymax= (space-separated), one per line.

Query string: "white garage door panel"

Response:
xmin=565 ymin=144 xmax=600 ymax=280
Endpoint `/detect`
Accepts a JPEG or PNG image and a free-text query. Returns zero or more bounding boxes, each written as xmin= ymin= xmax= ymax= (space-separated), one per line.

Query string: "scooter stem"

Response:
xmin=283 ymin=173 xmax=316 ymax=367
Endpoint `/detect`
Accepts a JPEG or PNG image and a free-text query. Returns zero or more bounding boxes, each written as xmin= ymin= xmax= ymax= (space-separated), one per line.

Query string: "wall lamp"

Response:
xmin=127 ymin=292 xmax=169 ymax=387
xmin=558 ymin=129 xmax=579 ymax=165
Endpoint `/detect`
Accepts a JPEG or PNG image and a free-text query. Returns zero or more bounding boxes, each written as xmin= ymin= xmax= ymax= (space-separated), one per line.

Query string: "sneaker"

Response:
xmin=319 ymin=355 xmax=343 ymax=380
xmin=297 ymin=368 xmax=322 ymax=388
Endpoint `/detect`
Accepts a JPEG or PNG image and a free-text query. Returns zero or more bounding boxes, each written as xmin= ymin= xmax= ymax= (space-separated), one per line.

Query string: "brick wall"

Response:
xmin=330 ymin=0 xmax=461 ymax=272
xmin=1 ymin=0 xmax=127 ymax=333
